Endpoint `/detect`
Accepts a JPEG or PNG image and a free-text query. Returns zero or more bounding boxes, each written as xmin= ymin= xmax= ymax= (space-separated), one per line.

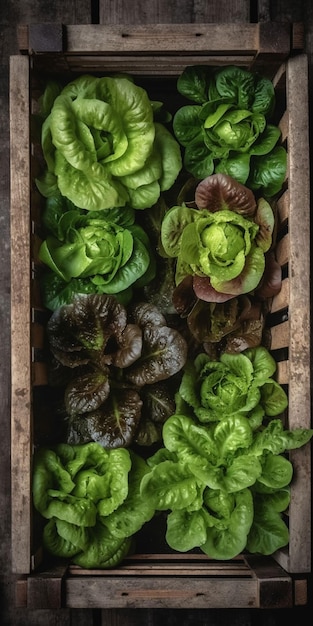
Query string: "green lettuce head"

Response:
xmin=39 ymin=202 xmax=154 ymax=290
xmin=173 ymin=64 xmax=286 ymax=197
xmin=140 ymin=409 xmax=312 ymax=558
xmin=177 ymin=346 xmax=288 ymax=428
xmin=161 ymin=173 xmax=276 ymax=302
xmin=33 ymin=443 xmax=155 ymax=568
xmin=36 ymin=74 xmax=182 ymax=211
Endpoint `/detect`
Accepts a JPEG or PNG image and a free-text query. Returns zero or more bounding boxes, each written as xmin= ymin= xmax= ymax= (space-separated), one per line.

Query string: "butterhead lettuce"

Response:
xmin=140 ymin=410 xmax=313 ymax=559
xmin=33 ymin=442 xmax=155 ymax=568
xmin=173 ymin=64 xmax=286 ymax=197
xmin=161 ymin=173 xmax=277 ymax=302
xmin=177 ymin=346 xmax=288 ymax=428
xmin=36 ymin=74 xmax=182 ymax=211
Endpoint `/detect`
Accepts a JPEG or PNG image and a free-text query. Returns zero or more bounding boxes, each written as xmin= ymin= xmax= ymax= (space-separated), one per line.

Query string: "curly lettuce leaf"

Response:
xmin=101 ymin=451 xmax=155 ymax=537
xmin=43 ymin=518 xmax=86 ymax=558
xmin=73 ymin=524 xmax=132 ymax=568
xmin=140 ymin=459 xmax=205 ymax=511
xmin=32 ymin=447 xmax=97 ymax=526
xmin=247 ymin=491 xmax=290 ymax=555
xmin=201 ymin=488 xmax=254 ymax=559
xmin=166 ymin=508 xmax=209 ymax=552
xmin=173 ymin=66 xmax=284 ymax=195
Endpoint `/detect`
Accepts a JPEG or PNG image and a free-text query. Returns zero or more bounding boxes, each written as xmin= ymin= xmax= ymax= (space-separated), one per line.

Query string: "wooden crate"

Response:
xmin=10 ymin=22 xmax=311 ymax=609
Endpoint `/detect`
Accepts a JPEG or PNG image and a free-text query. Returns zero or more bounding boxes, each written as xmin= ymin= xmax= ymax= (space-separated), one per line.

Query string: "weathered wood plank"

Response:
xmin=276 ymin=189 xmax=289 ymax=224
xmin=276 ymin=360 xmax=289 ymax=385
xmin=271 ymin=277 xmax=289 ymax=312
xmin=275 ymin=233 xmax=289 ymax=266
xmin=244 ymin=556 xmax=293 ymax=609
xmin=281 ymin=52 xmax=311 ymax=574
xmin=10 ymin=54 xmax=32 ymax=576
xmin=99 ymin=0 xmax=250 ymax=24
xmin=61 ymin=54 xmax=256 ymax=75
xmin=27 ymin=564 xmax=68 ymax=609
xmin=65 ymin=576 xmax=260 ymax=609
xmin=270 ymin=320 xmax=289 ymax=349
xmin=65 ymin=23 xmax=261 ymax=53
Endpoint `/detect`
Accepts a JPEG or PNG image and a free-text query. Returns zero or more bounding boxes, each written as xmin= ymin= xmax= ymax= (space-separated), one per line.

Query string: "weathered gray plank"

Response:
xmin=10 ymin=53 xmax=32 ymax=577
xmin=275 ymin=52 xmax=311 ymax=575
xmin=99 ymin=0 xmax=250 ymax=24
xmin=66 ymin=576 xmax=260 ymax=609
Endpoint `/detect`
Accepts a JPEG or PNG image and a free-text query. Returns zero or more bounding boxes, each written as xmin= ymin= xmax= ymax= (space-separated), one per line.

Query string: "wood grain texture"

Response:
xmin=282 ymin=52 xmax=311 ymax=574
xmin=10 ymin=54 xmax=31 ymax=576
xmin=99 ymin=0 xmax=250 ymax=24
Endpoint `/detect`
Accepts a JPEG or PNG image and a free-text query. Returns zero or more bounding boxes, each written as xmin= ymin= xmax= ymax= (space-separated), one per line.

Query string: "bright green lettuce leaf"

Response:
xmin=32 ymin=448 xmax=98 ymax=526
xmin=140 ymin=459 xmax=204 ymax=511
xmin=126 ymin=180 xmax=161 ymax=210
xmin=72 ymin=523 xmax=132 ymax=568
xmin=38 ymin=80 xmax=63 ymax=118
xmin=101 ymin=451 xmax=155 ymax=537
xmin=163 ymin=413 xmax=218 ymax=467
xmin=66 ymin=446 xmax=131 ymax=516
xmin=51 ymin=518 xmax=89 ymax=553
xmin=242 ymin=345 xmax=276 ymax=382
xmin=37 ymin=73 xmax=182 ymax=210
xmin=95 ymin=75 xmax=155 ymax=175
xmin=119 ymin=148 xmax=163 ymax=190
xmin=166 ymin=508 xmax=208 ymax=552
xmin=178 ymin=347 xmax=285 ymax=425
xmin=41 ymin=115 xmax=56 ymax=173
xmin=258 ymin=453 xmax=293 ymax=489
xmin=201 ymin=488 xmax=254 ymax=559
xmin=39 ymin=202 xmax=155 ymax=307
xmin=202 ymin=102 xmax=234 ymax=128
xmin=251 ymin=419 xmax=313 ymax=457
xmin=54 ymin=151 xmax=129 ymax=211
xmin=260 ymin=380 xmax=289 ymax=416
xmin=213 ymin=415 xmax=253 ymax=458
xmin=246 ymin=492 xmax=290 ymax=555
xmin=154 ymin=122 xmax=183 ymax=191
xmin=43 ymin=518 xmax=84 ymax=558
xmin=161 ymin=204 xmax=198 ymax=258
xmin=61 ymin=74 xmax=99 ymax=99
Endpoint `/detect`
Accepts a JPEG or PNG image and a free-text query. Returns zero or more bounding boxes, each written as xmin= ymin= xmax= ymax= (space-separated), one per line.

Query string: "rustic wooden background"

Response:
xmin=1 ymin=1 xmax=312 ymax=624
